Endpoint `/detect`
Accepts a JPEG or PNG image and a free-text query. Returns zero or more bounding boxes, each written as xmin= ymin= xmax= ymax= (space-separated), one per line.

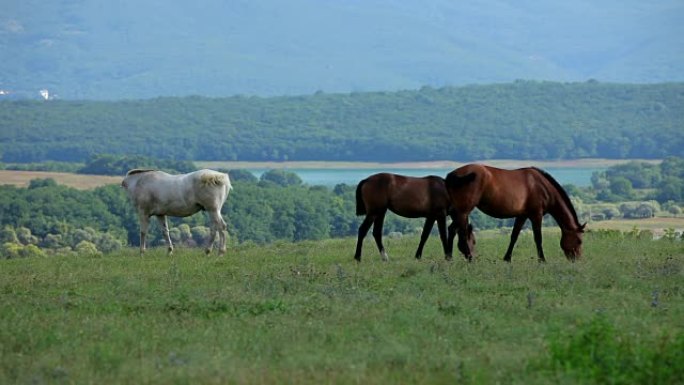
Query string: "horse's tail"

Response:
xmin=200 ymin=171 xmax=230 ymax=187
xmin=355 ymin=179 xmax=367 ymax=216
xmin=445 ymin=172 xmax=476 ymax=189
xmin=224 ymin=174 xmax=233 ymax=191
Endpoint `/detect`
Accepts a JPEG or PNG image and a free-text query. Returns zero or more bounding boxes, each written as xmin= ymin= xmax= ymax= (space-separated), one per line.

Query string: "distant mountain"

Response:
xmin=2 ymin=0 xmax=683 ymax=99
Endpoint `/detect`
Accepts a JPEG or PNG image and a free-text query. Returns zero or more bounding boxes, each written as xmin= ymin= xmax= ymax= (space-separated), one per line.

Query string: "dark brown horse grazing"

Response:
xmin=445 ymin=164 xmax=585 ymax=262
xmin=354 ymin=173 xmax=474 ymax=262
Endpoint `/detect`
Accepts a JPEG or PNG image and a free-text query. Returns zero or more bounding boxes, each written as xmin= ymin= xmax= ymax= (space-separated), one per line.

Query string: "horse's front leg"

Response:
xmin=454 ymin=215 xmax=473 ymax=261
xmin=530 ymin=214 xmax=546 ymax=262
xmin=139 ymin=213 xmax=150 ymax=255
xmin=415 ymin=218 xmax=435 ymax=260
xmin=156 ymin=215 xmax=173 ymax=255
xmin=503 ymin=216 xmax=527 ymax=262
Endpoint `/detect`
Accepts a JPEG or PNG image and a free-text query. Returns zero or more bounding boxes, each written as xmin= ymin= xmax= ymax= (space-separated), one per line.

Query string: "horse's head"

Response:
xmin=560 ymin=223 xmax=586 ymax=261
xmin=456 ymin=223 xmax=477 ymax=261
xmin=465 ymin=223 xmax=476 ymax=253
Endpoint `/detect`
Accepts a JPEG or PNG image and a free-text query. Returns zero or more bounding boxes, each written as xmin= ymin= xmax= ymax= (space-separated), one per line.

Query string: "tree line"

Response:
xmin=1 ymin=81 xmax=682 ymax=163
xmin=1 ymin=157 xmax=682 ymax=258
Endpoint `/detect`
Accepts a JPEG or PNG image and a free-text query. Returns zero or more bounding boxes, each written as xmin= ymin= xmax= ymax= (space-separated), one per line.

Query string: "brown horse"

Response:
xmin=354 ymin=173 xmax=474 ymax=262
xmin=445 ymin=164 xmax=585 ymax=262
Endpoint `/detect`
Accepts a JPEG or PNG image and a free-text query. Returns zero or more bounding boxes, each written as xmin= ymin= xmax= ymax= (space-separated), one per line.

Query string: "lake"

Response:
xmin=248 ymin=167 xmax=602 ymax=187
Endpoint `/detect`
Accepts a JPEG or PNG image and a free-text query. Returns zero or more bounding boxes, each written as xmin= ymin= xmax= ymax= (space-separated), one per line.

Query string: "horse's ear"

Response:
xmin=579 ymin=222 xmax=587 ymax=232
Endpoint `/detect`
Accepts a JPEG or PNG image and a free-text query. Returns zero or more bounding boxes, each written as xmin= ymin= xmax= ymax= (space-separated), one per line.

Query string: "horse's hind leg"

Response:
xmin=447 ymin=220 xmax=457 ymax=257
xmin=372 ymin=213 xmax=388 ymax=261
xmin=354 ymin=216 xmax=374 ymax=262
xmin=503 ymin=216 xmax=526 ymax=262
xmin=415 ymin=218 xmax=435 ymax=260
xmin=436 ymin=216 xmax=450 ymax=261
xmin=454 ymin=215 xmax=473 ymax=261
xmin=217 ymin=215 xmax=227 ymax=255
xmin=156 ymin=215 xmax=173 ymax=255
xmin=205 ymin=210 xmax=222 ymax=255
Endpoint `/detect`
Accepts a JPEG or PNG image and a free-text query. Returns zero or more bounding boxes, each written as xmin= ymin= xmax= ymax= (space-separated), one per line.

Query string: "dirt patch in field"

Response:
xmin=0 ymin=170 xmax=121 ymax=190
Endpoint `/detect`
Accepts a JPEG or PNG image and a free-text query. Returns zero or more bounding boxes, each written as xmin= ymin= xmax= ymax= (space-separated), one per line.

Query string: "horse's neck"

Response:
xmin=547 ymin=189 xmax=579 ymax=231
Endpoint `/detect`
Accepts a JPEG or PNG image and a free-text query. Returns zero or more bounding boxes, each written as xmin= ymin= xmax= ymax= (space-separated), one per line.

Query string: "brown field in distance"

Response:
xmin=0 ymin=170 xmax=121 ymax=190
xmin=588 ymin=217 xmax=684 ymax=236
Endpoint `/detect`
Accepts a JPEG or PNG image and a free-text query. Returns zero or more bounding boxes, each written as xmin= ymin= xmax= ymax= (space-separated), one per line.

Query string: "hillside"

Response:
xmin=2 ymin=0 xmax=683 ymax=99
xmin=1 ymin=82 xmax=682 ymax=163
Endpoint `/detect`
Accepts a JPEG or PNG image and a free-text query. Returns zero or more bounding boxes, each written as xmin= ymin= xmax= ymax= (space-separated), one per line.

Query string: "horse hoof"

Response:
xmin=444 ymin=255 xmax=453 ymax=261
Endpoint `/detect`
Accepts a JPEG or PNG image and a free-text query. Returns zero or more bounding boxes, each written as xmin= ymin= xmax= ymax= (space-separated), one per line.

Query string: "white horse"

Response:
xmin=122 ymin=169 xmax=232 ymax=255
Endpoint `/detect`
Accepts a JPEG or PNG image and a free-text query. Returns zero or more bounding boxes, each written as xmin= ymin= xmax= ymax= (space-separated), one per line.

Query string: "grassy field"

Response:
xmin=1 ymin=232 xmax=682 ymax=384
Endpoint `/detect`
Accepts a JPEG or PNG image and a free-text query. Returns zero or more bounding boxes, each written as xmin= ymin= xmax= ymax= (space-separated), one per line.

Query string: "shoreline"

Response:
xmin=197 ymin=158 xmax=661 ymax=170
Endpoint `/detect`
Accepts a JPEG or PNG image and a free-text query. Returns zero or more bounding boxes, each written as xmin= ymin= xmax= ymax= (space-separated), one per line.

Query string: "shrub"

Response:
xmin=74 ymin=240 xmax=101 ymax=256
xmin=542 ymin=315 xmax=684 ymax=385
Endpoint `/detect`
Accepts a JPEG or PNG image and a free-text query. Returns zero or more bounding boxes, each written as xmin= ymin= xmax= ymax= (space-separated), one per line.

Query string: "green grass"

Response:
xmin=1 ymin=232 xmax=682 ymax=384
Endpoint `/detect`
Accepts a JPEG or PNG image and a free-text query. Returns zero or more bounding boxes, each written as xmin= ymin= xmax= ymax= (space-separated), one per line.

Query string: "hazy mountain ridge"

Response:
xmin=2 ymin=0 xmax=683 ymax=99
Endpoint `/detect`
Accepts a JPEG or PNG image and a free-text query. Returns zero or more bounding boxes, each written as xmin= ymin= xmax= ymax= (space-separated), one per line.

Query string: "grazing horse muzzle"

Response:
xmin=563 ymin=245 xmax=582 ymax=261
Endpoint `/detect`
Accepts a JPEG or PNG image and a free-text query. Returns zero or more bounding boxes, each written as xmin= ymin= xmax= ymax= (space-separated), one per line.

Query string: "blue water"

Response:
xmin=249 ymin=167 xmax=601 ymax=187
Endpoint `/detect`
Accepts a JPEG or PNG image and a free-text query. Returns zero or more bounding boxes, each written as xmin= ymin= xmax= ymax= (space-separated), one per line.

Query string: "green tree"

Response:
xmin=16 ymin=227 xmax=38 ymax=245
xmin=260 ymin=169 xmax=303 ymax=187
xmin=657 ymin=177 xmax=684 ymax=203
xmin=609 ymin=177 xmax=634 ymax=198
xmin=0 ymin=226 xmax=19 ymax=244
xmin=74 ymin=240 xmax=100 ymax=255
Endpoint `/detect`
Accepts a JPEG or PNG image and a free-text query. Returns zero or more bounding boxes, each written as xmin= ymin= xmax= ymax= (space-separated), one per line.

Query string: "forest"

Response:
xmin=1 ymin=81 xmax=683 ymax=163
xmin=1 ymin=157 xmax=682 ymax=258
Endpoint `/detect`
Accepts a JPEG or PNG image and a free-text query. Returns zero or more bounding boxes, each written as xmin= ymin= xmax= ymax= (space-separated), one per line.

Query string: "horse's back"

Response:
xmin=359 ymin=173 xmax=448 ymax=217
xmin=447 ymin=164 xmax=549 ymax=218
xmin=123 ymin=169 xmax=231 ymax=216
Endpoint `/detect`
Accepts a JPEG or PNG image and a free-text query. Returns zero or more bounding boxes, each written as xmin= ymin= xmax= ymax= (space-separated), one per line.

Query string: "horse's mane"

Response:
xmin=126 ymin=169 xmax=156 ymax=176
xmin=532 ymin=167 xmax=581 ymax=228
